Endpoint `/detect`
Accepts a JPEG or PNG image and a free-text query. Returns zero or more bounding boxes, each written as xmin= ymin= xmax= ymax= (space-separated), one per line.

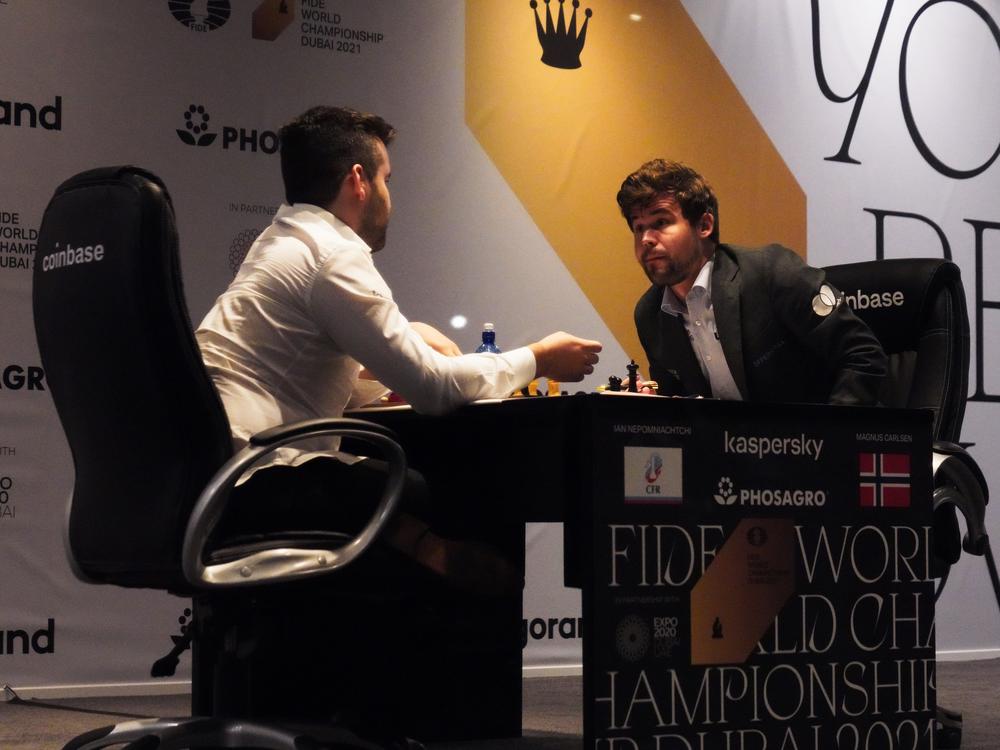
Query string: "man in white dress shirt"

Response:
xmin=197 ymin=106 xmax=602 ymax=591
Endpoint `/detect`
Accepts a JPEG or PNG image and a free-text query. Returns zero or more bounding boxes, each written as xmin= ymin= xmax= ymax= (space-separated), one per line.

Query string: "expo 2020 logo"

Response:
xmin=169 ymin=0 xmax=231 ymax=32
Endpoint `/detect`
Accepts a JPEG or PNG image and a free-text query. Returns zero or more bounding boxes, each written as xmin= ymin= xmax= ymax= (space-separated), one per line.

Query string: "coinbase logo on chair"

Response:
xmin=39 ymin=240 xmax=105 ymax=272
xmin=624 ymin=447 xmax=682 ymax=504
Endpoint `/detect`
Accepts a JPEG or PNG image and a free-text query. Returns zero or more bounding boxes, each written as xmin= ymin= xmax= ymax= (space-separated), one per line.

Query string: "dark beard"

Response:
xmin=359 ymin=202 xmax=388 ymax=253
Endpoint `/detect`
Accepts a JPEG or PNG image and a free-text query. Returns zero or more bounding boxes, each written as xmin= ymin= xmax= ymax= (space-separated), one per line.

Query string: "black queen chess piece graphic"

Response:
xmin=529 ymin=0 xmax=593 ymax=69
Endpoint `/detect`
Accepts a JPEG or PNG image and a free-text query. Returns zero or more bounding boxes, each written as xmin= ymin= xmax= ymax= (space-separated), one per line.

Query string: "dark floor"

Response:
xmin=1 ymin=662 xmax=996 ymax=749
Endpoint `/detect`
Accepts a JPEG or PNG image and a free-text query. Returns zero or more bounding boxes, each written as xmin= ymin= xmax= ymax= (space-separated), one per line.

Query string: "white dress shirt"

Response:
xmin=660 ymin=258 xmax=743 ymax=400
xmin=196 ymin=203 xmax=536 ymax=465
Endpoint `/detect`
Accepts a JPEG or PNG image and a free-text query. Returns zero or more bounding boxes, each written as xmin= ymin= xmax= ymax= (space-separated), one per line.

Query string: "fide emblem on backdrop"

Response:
xmin=169 ymin=0 xmax=231 ymax=32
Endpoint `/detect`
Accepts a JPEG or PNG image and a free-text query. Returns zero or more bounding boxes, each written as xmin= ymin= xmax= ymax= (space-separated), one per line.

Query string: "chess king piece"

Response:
xmin=626 ymin=360 xmax=639 ymax=392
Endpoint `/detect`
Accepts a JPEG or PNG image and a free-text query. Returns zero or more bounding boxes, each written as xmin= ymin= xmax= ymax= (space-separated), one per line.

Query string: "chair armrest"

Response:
xmin=249 ymin=416 xmax=400 ymax=446
xmin=181 ymin=418 xmax=406 ymax=588
xmin=933 ymin=441 xmax=989 ymax=557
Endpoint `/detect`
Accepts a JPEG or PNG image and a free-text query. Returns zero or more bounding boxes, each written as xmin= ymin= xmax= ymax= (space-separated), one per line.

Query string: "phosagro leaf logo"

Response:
xmin=176 ymin=104 xmax=278 ymax=154
xmin=714 ymin=476 xmax=737 ymax=505
xmin=177 ymin=104 xmax=217 ymax=146
xmin=169 ymin=0 xmax=230 ymax=32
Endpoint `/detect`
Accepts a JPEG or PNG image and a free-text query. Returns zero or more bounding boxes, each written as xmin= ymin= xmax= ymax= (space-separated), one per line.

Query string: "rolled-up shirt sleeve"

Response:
xmin=307 ymin=246 xmax=535 ymax=414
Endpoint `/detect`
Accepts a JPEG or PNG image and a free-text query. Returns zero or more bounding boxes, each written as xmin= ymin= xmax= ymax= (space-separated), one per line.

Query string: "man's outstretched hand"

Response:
xmin=529 ymin=332 xmax=603 ymax=382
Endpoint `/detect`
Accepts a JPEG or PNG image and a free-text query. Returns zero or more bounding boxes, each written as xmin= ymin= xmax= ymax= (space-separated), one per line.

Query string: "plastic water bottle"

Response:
xmin=475 ymin=322 xmax=501 ymax=353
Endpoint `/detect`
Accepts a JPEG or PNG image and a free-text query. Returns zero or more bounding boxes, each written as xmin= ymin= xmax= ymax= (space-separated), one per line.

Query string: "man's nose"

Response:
xmin=640 ymin=230 xmax=656 ymax=247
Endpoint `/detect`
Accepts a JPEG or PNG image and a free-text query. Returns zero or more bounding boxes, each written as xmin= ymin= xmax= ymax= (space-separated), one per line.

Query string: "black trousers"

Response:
xmin=203 ymin=456 xmax=525 ymax=740
xmin=217 ymin=455 xmax=431 ymax=540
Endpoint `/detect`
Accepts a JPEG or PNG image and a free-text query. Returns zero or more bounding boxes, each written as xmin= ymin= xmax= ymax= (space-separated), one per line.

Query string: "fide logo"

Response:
xmin=169 ymin=0 xmax=231 ymax=32
xmin=747 ymin=525 xmax=768 ymax=547
xmin=714 ymin=476 xmax=737 ymax=505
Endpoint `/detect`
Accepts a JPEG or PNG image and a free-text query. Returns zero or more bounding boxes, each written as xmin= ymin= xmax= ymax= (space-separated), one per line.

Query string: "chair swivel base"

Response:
xmin=935 ymin=705 xmax=962 ymax=750
xmin=62 ymin=716 xmax=423 ymax=750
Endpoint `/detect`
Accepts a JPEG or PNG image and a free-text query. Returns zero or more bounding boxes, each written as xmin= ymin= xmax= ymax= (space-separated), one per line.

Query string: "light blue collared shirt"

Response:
xmin=660 ymin=258 xmax=743 ymax=400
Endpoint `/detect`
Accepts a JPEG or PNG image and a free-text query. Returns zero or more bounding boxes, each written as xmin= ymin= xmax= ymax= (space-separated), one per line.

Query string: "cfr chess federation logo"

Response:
xmin=169 ymin=0 xmax=231 ymax=32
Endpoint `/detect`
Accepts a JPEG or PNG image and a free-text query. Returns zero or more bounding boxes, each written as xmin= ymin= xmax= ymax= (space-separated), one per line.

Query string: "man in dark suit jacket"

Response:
xmin=619 ymin=160 xmax=886 ymax=405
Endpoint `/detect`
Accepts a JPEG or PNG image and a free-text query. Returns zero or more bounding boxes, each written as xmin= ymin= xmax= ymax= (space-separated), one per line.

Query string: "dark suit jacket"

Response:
xmin=634 ymin=244 xmax=887 ymax=405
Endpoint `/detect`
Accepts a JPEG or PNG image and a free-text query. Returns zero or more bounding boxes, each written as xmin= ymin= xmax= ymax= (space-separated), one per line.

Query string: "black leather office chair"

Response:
xmin=824 ymin=258 xmax=992 ymax=749
xmin=32 ymin=166 xmax=414 ymax=750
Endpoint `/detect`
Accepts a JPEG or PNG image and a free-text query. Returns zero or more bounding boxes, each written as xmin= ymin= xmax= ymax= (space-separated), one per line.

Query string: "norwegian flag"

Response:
xmin=859 ymin=452 xmax=911 ymax=507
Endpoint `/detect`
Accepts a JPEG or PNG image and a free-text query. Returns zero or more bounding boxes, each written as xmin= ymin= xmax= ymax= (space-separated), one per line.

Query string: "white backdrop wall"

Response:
xmin=679 ymin=0 xmax=1000 ymax=656
xmin=1 ymin=0 xmax=999 ymax=695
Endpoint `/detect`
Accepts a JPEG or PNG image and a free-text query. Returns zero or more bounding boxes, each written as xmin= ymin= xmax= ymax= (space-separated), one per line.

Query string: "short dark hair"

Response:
xmin=616 ymin=159 xmax=719 ymax=243
xmin=278 ymin=106 xmax=396 ymax=207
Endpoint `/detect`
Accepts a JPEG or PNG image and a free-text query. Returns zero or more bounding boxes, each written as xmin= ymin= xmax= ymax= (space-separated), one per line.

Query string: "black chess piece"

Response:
xmin=626 ymin=360 xmax=639 ymax=392
xmin=608 ymin=375 xmax=622 ymax=392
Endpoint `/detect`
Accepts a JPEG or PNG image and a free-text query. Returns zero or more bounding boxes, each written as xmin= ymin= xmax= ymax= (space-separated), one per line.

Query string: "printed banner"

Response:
xmin=585 ymin=398 xmax=935 ymax=748
xmin=2 ymin=0 xmax=999 ymax=695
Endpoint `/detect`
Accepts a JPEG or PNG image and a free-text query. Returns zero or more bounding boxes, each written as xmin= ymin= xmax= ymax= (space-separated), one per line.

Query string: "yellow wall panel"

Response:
xmin=466 ymin=0 xmax=806 ymax=371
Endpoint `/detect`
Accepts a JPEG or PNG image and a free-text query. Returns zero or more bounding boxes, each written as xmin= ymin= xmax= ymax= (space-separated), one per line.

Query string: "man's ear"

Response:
xmin=697 ymin=211 xmax=714 ymax=239
xmin=344 ymin=163 xmax=367 ymax=202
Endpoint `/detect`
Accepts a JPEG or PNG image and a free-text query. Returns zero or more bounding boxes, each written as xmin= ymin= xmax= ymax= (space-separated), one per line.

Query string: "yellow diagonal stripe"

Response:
xmin=466 ymin=0 xmax=806 ymax=372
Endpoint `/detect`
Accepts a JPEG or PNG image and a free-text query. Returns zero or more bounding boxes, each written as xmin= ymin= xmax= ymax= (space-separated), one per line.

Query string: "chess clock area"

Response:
xmin=354 ymin=392 xmax=935 ymax=749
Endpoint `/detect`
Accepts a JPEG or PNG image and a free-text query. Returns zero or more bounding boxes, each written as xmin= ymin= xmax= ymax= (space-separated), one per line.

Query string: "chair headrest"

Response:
xmin=823 ymin=258 xmax=963 ymax=354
